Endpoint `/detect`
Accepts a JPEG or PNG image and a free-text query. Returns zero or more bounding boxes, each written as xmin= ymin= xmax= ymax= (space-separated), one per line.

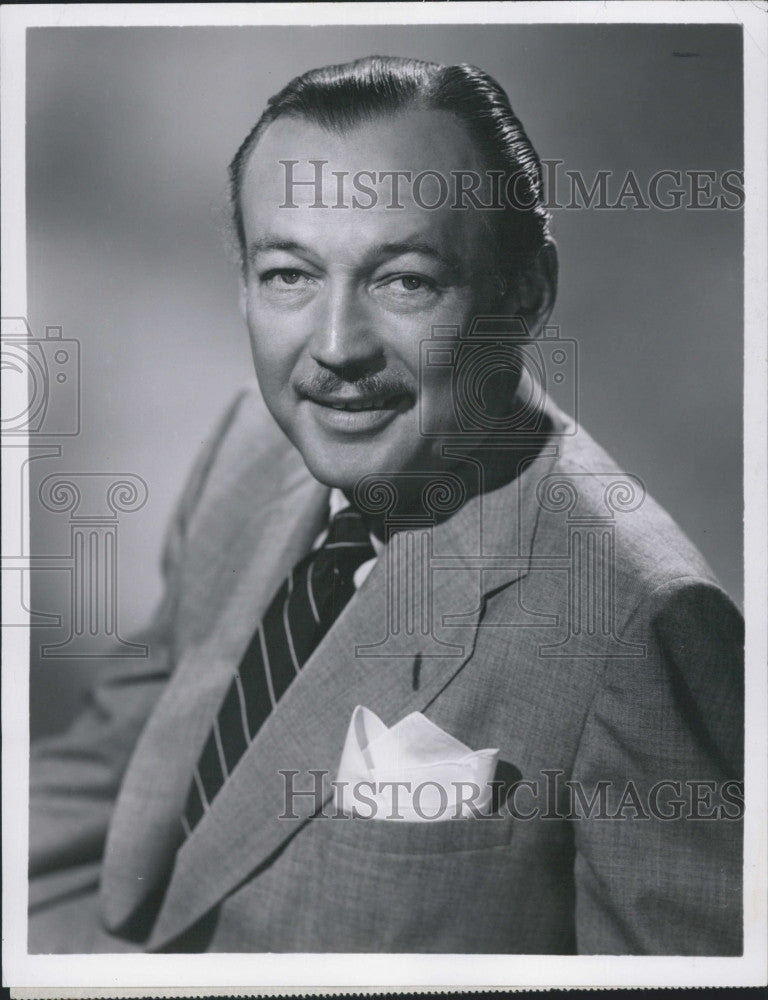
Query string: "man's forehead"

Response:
xmin=246 ymin=109 xmax=483 ymax=177
xmin=239 ymin=109 xmax=493 ymax=257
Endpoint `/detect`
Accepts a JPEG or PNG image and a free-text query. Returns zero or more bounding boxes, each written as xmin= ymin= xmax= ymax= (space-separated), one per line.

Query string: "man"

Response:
xmin=28 ymin=56 xmax=743 ymax=955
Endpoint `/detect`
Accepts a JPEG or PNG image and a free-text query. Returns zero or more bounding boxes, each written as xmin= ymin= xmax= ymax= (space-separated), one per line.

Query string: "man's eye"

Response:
xmin=401 ymin=275 xmax=424 ymax=291
xmin=261 ymin=269 xmax=312 ymax=288
xmin=278 ymin=271 xmax=301 ymax=286
xmin=387 ymin=274 xmax=435 ymax=293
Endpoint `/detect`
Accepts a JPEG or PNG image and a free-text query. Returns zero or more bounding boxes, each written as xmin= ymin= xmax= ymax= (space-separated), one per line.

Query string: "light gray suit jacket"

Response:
xmin=29 ymin=386 xmax=743 ymax=954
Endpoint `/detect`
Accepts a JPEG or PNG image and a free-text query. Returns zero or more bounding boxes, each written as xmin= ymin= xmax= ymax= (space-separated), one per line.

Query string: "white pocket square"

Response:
xmin=334 ymin=705 xmax=499 ymax=821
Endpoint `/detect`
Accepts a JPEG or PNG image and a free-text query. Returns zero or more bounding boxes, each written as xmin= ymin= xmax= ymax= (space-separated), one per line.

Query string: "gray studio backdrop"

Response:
xmin=25 ymin=24 xmax=743 ymax=738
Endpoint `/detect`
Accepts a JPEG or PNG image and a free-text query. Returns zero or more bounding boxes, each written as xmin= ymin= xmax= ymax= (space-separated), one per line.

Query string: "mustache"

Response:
xmin=296 ymin=370 xmax=414 ymax=399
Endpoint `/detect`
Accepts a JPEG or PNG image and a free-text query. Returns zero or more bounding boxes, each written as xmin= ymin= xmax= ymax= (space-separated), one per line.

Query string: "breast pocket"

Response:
xmin=210 ymin=808 xmax=575 ymax=953
xmin=277 ymin=811 xmax=519 ymax=952
xmin=314 ymin=809 xmax=516 ymax=854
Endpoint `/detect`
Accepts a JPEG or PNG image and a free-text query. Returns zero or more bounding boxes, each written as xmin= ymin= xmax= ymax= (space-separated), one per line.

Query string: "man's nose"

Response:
xmin=309 ymin=281 xmax=382 ymax=374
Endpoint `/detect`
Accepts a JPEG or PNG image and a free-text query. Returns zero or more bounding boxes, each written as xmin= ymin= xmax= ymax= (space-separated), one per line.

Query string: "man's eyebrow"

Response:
xmin=246 ymin=237 xmax=314 ymax=264
xmin=368 ymin=239 xmax=463 ymax=272
xmin=246 ymin=235 xmax=465 ymax=272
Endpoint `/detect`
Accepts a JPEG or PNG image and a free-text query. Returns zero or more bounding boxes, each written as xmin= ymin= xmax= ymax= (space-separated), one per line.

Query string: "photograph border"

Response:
xmin=2 ymin=1 xmax=766 ymax=992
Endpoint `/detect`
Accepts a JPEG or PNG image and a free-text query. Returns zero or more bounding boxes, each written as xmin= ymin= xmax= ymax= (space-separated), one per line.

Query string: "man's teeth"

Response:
xmin=329 ymin=399 xmax=385 ymax=411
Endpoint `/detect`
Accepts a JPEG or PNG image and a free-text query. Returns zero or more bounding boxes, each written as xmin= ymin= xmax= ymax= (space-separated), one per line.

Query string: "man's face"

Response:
xmin=239 ymin=110 xmax=499 ymax=491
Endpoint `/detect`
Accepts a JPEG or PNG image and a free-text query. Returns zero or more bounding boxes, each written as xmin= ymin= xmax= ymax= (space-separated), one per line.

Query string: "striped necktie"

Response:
xmin=182 ymin=505 xmax=376 ymax=835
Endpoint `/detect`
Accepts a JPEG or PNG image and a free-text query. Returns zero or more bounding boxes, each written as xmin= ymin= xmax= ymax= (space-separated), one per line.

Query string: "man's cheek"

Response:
xmin=419 ymin=365 xmax=458 ymax=436
xmin=249 ymin=329 xmax=290 ymax=375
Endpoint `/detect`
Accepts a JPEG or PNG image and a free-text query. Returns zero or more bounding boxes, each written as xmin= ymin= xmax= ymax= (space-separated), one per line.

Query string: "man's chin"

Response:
xmin=295 ymin=440 xmax=424 ymax=494
xmin=300 ymin=453 xmax=394 ymax=493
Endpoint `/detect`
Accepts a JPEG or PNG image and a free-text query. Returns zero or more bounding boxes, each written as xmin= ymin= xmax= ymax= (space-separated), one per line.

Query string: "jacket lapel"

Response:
xmin=145 ymin=434 xmax=560 ymax=951
xmin=99 ymin=435 xmax=329 ymax=938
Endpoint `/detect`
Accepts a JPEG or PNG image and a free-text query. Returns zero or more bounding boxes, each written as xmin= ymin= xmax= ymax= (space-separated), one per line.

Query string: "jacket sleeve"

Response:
xmin=28 ymin=391 xmax=248 ymax=882
xmin=570 ymin=577 xmax=744 ymax=955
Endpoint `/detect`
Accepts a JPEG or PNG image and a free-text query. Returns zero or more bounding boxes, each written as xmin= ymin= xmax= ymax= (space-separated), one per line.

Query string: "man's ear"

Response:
xmin=500 ymin=239 xmax=559 ymax=334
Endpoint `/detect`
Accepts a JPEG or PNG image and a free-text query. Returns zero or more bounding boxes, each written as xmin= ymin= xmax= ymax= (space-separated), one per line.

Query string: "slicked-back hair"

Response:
xmin=229 ymin=55 xmax=556 ymax=297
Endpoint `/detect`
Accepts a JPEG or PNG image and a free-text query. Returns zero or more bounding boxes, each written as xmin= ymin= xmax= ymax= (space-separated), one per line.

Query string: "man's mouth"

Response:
xmin=308 ymin=393 xmax=408 ymax=412
xmin=300 ymin=388 xmax=412 ymax=434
